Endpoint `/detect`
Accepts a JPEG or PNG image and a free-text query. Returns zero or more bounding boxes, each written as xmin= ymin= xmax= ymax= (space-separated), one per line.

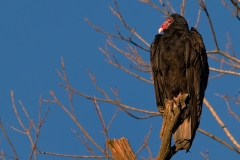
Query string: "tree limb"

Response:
xmin=107 ymin=138 xmax=137 ymax=160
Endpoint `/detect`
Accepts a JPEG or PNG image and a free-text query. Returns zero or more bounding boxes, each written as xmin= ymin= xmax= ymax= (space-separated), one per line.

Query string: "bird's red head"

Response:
xmin=158 ymin=17 xmax=174 ymax=33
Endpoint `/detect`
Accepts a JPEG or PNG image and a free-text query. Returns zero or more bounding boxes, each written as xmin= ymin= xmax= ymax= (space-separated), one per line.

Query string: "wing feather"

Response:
xmin=150 ymin=34 xmax=166 ymax=112
xmin=186 ymin=27 xmax=209 ymax=138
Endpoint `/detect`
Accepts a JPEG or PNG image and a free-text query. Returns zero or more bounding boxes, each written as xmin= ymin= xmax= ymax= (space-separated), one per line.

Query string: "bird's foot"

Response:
xmin=158 ymin=106 xmax=165 ymax=116
xmin=173 ymin=93 xmax=189 ymax=110
xmin=173 ymin=93 xmax=182 ymax=108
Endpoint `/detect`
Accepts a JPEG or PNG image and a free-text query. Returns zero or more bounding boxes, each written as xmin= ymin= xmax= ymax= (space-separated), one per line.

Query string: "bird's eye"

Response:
xmin=165 ymin=20 xmax=172 ymax=26
xmin=165 ymin=22 xmax=170 ymax=26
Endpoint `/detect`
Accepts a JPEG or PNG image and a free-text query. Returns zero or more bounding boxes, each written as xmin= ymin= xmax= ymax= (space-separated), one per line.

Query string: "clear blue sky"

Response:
xmin=0 ymin=0 xmax=240 ymax=160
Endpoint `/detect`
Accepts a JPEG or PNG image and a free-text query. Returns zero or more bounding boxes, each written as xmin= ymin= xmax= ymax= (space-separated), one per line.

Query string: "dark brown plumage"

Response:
xmin=150 ymin=14 xmax=209 ymax=151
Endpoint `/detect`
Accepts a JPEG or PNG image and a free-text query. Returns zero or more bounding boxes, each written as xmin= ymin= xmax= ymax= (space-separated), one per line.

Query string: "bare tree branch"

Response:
xmin=0 ymin=120 xmax=18 ymax=160
xmin=222 ymin=0 xmax=240 ymax=20
xmin=198 ymin=0 xmax=219 ymax=50
xmin=200 ymin=148 xmax=209 ymax=160
xmin=195 ymin=7 xmax=202 ymax=28
xmin=111 ymin=0 xmax=150 ymax=47
xmin=209 ymin=67 xmax=240 ymax=76
xmin=139 ymin=0 xmax=170 ymax=16
xmin=85 ymin=18 xmax=149 ymax=52
xmin=214 ymin=94 xmax=240 ymax=122
xmin=93 ymin=98 xmax=109 ymax=158
xmin=204 ymin=98 xmax=240 ymax=150
xmin=135 ymin=126 xmax=152 ymax=155
xmin=181 ymin=0 xmax=187 ymax=16
xmin=198 ymin=128 xmax=240 ymax=154
xmin=48 ymin=90 xmax=105 ymax=154
xmin=207 ymin=50 xmax=240 ymax=64
xmin=99 ymin=46 xmax=153 ymax=84
xmin=37 ymin=149 xmax=111 ymax=159
xmin=72 ymin=129 xmax=99 ymax=157
xmin=107 ymin=138 xmax=137 ymax=160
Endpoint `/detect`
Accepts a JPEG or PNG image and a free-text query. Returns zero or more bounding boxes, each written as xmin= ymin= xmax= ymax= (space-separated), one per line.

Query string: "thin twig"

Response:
xmin=214 ymin=94 xmax=240 ymax=122
xmin=198 ymin=0 xmax=219 ymax=50
xmin=57 ymin=84 xmax=159 ymax=116
xmin=195 ymin=7 xmax=202 ymax=28
xmin=29 ymin=108 xmax=50 ymax=160
xmin=139 ymin=0 xmax=169 ymax=16
xmin=107 ymin=109 xmax=119 ymax=131
xmin=198 ymin=128 xmax=240 ymax=154
xmin=203 ymin=98 xmax=240 ymax=150
xmin=11 ymin=91 xmax=26 ymax=131
xmin=93 ymin=98 xmax=109 ymax=158
xmin=0 ymin=120 xmax=18 ymax=160
xmin=159 ymin=0 xmax=171 ymax=15
xmin=85 ymin=19 xmax=149 ymax=52
xmin=135 ymin=125 xmax=152 ymax=155
xmin=207 ymin=54 xmax=240 ymax=69
xmin=207 ymin=49 xmax=240 ymax=64
xmin=49 ymin=90 xmax=105 ymax=154
xmin=223 ymin=0 xmax=240 ymax=20
xmin=37 ymin=149 xmax=112 ymax=159
xmin=72 ymin=129 xmax=98 ymax=157
xmin=146 ymin=145 xmax=153 ymax=160
xmin=99 ymin=47 xmax=153 ymax=84
xmin=106 ymin=37 xmax=150 ymax=71
xmin=200 ymin=148 xmax=209 ymax=160
xmin=181 ymin=0 xmax=187 ymax=16
xmin=111 ymin=0 xmax=150 ymax=47
xmin=166 ymin=0 xmax=176 ymax=13
xmin=209 ymin=67 xmax=240 ymax=76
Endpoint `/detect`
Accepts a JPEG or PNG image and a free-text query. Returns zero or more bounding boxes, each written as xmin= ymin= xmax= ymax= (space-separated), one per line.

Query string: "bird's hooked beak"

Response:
xmin=158 ymin=17 xmax=174 ymax=34
xmin=158 ymin=28 xmax=163 ymax=34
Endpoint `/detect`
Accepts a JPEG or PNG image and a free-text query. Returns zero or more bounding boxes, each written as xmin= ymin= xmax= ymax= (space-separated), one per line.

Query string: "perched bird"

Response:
xmin=150 ymin=13 xmax=209 ymax=151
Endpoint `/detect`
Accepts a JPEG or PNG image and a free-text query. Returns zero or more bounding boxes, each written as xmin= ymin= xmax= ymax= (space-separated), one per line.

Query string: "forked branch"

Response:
xmin=156 ymin=94 xmax=188 ymax=160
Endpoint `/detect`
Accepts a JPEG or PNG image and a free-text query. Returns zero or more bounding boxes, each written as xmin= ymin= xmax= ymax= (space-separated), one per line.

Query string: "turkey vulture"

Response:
xmin=150 ymin=13 xmax=209 ymax=151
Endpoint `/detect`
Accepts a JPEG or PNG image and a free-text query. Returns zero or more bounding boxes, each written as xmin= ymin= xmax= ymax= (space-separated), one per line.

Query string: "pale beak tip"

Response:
xmin=158 ymin=28 xmax=163 ymax=34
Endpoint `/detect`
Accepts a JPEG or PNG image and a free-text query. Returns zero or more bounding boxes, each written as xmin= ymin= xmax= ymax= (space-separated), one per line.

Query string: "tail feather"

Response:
xmin=173 ymin=117 xmax=192 ymax=150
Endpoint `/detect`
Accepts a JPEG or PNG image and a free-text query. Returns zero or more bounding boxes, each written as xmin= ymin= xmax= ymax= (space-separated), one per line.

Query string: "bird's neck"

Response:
xmin=163 ymin=28 xmax=189 ymax=39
